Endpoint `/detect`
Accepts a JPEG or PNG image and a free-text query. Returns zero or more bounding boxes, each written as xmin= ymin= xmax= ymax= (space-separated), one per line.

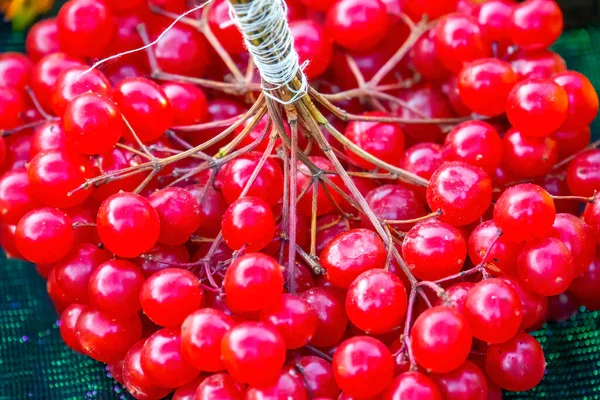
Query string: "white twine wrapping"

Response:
xmin=228 ymin=0 xmax=308 ymax=104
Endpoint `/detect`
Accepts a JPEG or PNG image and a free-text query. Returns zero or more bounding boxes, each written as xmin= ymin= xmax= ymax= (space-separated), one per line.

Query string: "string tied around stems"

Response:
xmin=227 ymin=0 xmax=309 ymax=104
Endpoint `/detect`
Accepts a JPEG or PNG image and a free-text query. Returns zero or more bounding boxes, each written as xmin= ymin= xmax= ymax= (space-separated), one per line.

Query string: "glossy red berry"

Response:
xmin=402 ymin=220 xmax=467 ymax=281
xmin=26 ymin=19 xmax=60 ymax=62
xmin=195 ymin=373 xmax=245 ymax=399
xmin=224 ymin=252 xmax=283 ymax=313
xmin=493 ymin=183 xmax=556 ymax=243
xmin=221 ymin=196 xmax=276 ymax=252
xmin=411 ymin=29 xmax=449 ymax=82
xmin=181 ymin=308 xmax=235 ymax=372
xmin=57 ymin=0 xmax=112 ymax=58
xmin=431 ymin=360 xmax=489 ymax=400
xmin=290 ymin=20 xmax=333 ymax=79
xmin=151 ymin=22 xmax=209 ymax=77
xmin=583 ymin=199 xmax=600 ymax=245
xmin=96 ymin=192 xmax=161 ymax=258
xmin=362 ymin=184 xmax=427 ymax=232
xmin=221 ymin=321 xmax=287 ymax=386
xmin=246 ymin=368 xmax=309 ymax=400
xmin=219 ymin=152 xmax=284 ymax=206
xmin=464 ymin=278 xmax=523 ymax=343
xmin=509 ymin=0 xmax=563 ymax=50
xmin=185 ymin=183 xmax=228 ymax=238
xmin=320 ymin=228 xmax=386 ymax=288
xmin=140 ymin=268 xmax=203 ymax=327
xmin=292 ymin=356 xmax=339 ymax=398
xmin=427 ymin=161 xmax=492 ymax=226
xmin=0 ymin=170 xmax=39 ymax=225
xmin=63 ymin=93 xmax=123 ymax=155
xmin=458 ymin=58 xmax=517 ymax=116
xmin=296 ymin=156 xmax=344 ymax=217
xmin=434 ymin=282 xmax=475 ymax=314
xmin=51 ymin=65 xmax=111 ymax=116
xmin=301 ymin=287 xmax=348 ymax=347
xmin=54 ymin=243 xmax=111 ymax=304
xmin=468 ymin=220 xmax=523 ymax=276
xmin=502 ymin=128 xmax=558 ymax=178
xmin=148 ymin=187 xmax=202 ymax=246
xmin=0 ymin=52 xmax=32 ymax=91
xmin=411 ymin=306 xmax=472 ymax=373
xmin=550 ymin=214 xmax=596 ymax=277
xmin=28 ymin=149 xmax=95 ymax=209
xmin=259 ymin=294 xmax=318 ymax=349
xmin=475 ymin=0 xmax=515 ymax=44
xmin=123 ymin=340 xmax=172 ymax=400
xmin=506 ymin=79 xmax=569 ymax=138
xmin=30 ymin=120 xmax=67 ymax=158
xmin=161 ymin=81 xmax=208 ymax=126
xmin=344 ymin=112 xmax=405 ymax=170
xmin=435 ymin=13 xmax=491 ymax=73
xmin=552 ymin=127 xmax=591 ymax=162
xmin=508 ymin=49 xmax=566 ymax=80
xmin=112 ymin=77 xmax=174 ymax=144
xmin=15 ymin=207 xmax=75 ymax=264
xmin=333 ymin=336 xmax=394 ymax=398
xmin=140 ymin=328 xmax=199 ymax=388
xmin=88 ymin=260 xmax=145 ymax=319
xmin=75 ymin=309 xmax=142 ymax=363
xmin=326 ymin=0 xmax=389 ymax=53
xmin=500 ymin=276 xmax=548 ymax=331
xmin=59 ymin=304 xmax=86 ymax=353
xmin=443 ymin=121 xmax=503 ymax=175
xmin=383 ymin=371 xmax=442 ymax=400
xmin=553 ymin=71 xmax=599 ymax=130
xmin=345 ymin=269 xmax=407 ymax=334
xmin=208 ymin=0 xmax=245 ymax=55
xmin=485 ymin=332 xmax=546 ymax=391
xmin=569 ymin=249 xmax=600 ymax=302
xmin=566 ymin=149 xmax=600 ymax=197
xmin=30 ymin=53 xmax=83 ymax=112
xmin=517 ymin=237 xmax=574 ymax=296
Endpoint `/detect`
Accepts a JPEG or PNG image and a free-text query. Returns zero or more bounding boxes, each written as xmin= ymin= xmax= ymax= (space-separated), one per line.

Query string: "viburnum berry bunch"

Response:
xmin=0 ymin=0 xmax=598 ymax=398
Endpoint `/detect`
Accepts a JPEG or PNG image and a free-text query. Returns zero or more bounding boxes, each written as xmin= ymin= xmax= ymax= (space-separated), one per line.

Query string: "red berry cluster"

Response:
xmin=0 ymin=0 xmax=599 ymax=398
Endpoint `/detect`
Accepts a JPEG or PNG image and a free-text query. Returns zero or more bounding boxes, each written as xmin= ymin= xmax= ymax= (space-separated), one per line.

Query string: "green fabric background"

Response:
xmin=2 ymin=8 xmax=600 ymax=400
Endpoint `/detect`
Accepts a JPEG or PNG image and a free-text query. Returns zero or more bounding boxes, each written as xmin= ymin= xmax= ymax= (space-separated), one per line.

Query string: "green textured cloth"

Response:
xmin=2 ymin=14 xmax=600 ymax=400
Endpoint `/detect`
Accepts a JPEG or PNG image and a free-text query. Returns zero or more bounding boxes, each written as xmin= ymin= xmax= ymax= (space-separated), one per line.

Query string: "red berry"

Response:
xmin=411 ymin=29 xmax=449 ymax=82
xmin=326 ymin=0 xmax=389 ymax=53
xmin=208 ymin=0 xmax=245 ymax=55
xmin=151 ymin=22 xmax=209 ymax=77
xmin=140 ymin=328 xmax=199 ymax=388
xmin=51 ymin=65 xmax=111 ymax=116
xmin=517 ymin=237 xmax=574 ymax=296
xmin=301 ymin=287 xmax=348 ymax=347
xmin=291 ymin=356 xmax=339 ymax=398
xmin=431 ymin=360 xmax=489 ymax=400
xmin=224 ymin=252 xmax=283 ymax=313
xmin=221 ymin=321 xmax=287 ymax=386
xmin=219 ymin=152 xmax=284 ymax=206
xmin=468 ymin=220 xmax=523 ymax=276
xmin=484 ymin=332 xmax=546 ymax=391
xmin=59 ymin=304 xmax=86 ymax=353
xmin=427 ymin=161 xmax=492 ymax=226
xmin=30 ymin=120 xmax=67 ymax=158
xmin=195 ymin=374 xmax=245 ymax=400
xmin=246 ymin=368 xmax=309 ymax=400
xmin=569 ymin=249 xmax=600 ymax=302
xmin=566 ymin=149 xmax=600 ymax=197
xmin=0 ymin=170 xmax=39 ymax=225
xmin=345 ymin=269 xmax=407 ymax=334
xmin=296 ymin=156 xmax=344 ymax=217
xmin=502 ymin=128 xmax=558 ymax=178
xmin=26 ymin=19 xmax=60 ymax=62
xmin=320 ymin=228 xmax=386 ymax=288
xmin=506 ymin=79 xmax=568 ymax=138
xmin=161 ymin=81 xmax=208 ymax=126
xmin=30 ymin=53 xmax=83 ymax=112
xmin=411 ymin=306 xmax=472 ymax=373
xmin=383 ymin=371 xmax=442 ymax=400
xmin=464 ymin=278 xmax=523 ymax=344
xmin=500 ymin=276 xmax=548 ymax=331
xmin=583 ymin=199 xmax=600 ymax=245
xmin=54 ymin=243 xmax=111 ymax=303
xmin=435 ymin=13 xmax=491 ymax=73
xmin=290 ymin=20 xmax=333 ymax=79
xmin=57 ymin=0 xmax=113 ymax=59
xmin=141 ymin=268 xmax=203 ymax=327
xmin=185 ymin=183 xmax=228 ymax=238
xmin=221 ymin=196 xmax=276 ymax=252
xmin=88 ymin=259 xmax=145 ymax=319
xmin=550 ymin=214 xmax=596 ymax=277
xmin=493 ymin=183 xmax=556 ymax=243
xmin=15 ymin=207 xmax=75 ymax=264
xmin=344 ymin=112 xmax=405 ymax=170
xmin=333 ymin=336 xmax=394 ymax=398
xmin=443 ymin=121 xmax=503 ymax=175
xmin=509 ymin=0 xmax=563 ymax=50
xmin=76 ymin=309 xmax=142 ymax=363
xmin=181 ymin=308 xmax=235 ymax=372
xmin=0 ymin=52 xmax=32 ymax=92
xmin=434 ymin=282 xmax=474 ymax=314
xmin=27 ymin=149 xmax=94 ymax=208
xmin=552 ymin=126 xmax=592 ymax=161
xmin=112 ymin=77 xmax=174 ymax=144
xmin=259 ymin=294 xmax=318 ymax=349
xmin=97 ymin=192 xmax=160 ymax=258
xmin=123 ymin=340 xmax=172 ymax=400
xmin=553 ymin=71 xmax=599 ymax=130
xmin=63 ymin=93 xmax=123 ymax=155
xmin=404 ymin=0 xmax=457 ymax=20
xmin=458 ymin=58 xmax=517 ymax=117
xmin=362 ymin=184 xmax=427 ymax=232
xmin=475 ymin=0 xmax=515 ymax=44
xmin=508 ymin=49 xmax=566 ymax=80
xmin=402 ymin=220 xmax=467 ymax=281
xmin=148 ymin=187 xmax=202 ymax=246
